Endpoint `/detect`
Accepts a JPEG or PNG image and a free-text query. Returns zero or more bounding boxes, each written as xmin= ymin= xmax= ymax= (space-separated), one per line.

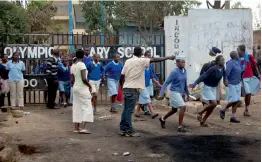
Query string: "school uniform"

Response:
xmin=193 ymin=65 xmax=226 ymax=101
xmin=105 ymin=61 xmax=123 ymax=96
xmin=138 ymin=68 xmax=151 ymax=104
xmin=86 ymin=61 xmax=105 ymax=94
xmin=148 ymin=64 xmax=159 ymax=97
xmin=160 ymin=68 xmax=189 ymax=108
xmin=225 ymin=59 xmax=242 ymax=103
xmin=240 ymin=54 xmax=260 ymax=95
xmin=58 ymin=64 xmax=71 ymax=98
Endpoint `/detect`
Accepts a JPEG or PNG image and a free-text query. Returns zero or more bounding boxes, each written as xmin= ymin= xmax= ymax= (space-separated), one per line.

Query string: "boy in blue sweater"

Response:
xmin=58 ymin=56 xmax=71 ymax=107
xmin=105 ymin=54 xmax=123 ymax=113
xmin=86 ymin=54 xmax=105 ymax=113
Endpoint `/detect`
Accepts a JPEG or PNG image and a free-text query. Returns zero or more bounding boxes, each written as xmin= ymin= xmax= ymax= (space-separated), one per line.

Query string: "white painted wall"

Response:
xmin=187 ymin=9 xmax=253 ymax=83
xmin=164 ymin=16 xmax=188 ymax=78
xmin=165 ymin=9 xmax=253 ymax=84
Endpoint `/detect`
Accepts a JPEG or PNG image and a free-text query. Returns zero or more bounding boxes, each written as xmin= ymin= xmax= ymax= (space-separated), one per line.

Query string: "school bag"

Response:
xmin=199 ymin=60 xmax=216 ymax=76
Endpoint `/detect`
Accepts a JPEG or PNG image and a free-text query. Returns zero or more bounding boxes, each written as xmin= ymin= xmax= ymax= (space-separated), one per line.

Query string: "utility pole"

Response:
xmin=100 ymin=4 xmax=105 ymax=45
xmin=68 ymin=0 xmax=74 ymax=52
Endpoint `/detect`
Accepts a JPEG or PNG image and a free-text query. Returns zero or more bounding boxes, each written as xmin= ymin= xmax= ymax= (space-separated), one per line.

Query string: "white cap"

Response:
xmin=176 ymin=55 xmax=186 ymax=60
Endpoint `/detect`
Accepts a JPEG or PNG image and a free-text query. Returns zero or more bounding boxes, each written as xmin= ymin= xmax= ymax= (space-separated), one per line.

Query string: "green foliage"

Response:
xmin=0 ymin=1 xmax=29 ymax=43
xmin=80 ymin=1 xmax=201 ymax=43
xmin=27 ymin=1 xmax=57 ymax=33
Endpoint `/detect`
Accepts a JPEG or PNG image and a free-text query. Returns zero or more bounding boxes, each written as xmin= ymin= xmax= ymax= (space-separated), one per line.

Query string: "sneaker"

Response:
xmin=230 ymin=117 xmax=240 ymax=123
xmin=243 ymin=111 xmax=251 ymax=117
xmin=220 ymin=110 xmax=225 ymax=120
xmin=125 ymin=131 xmax=140 ymax=137
xmin=178 ymin=126 xmax=187 ymax=132
xmin=119 ymin=131 xmax=126 ymax=136
xmin=159 ymin=117 xmax=166 ymax=128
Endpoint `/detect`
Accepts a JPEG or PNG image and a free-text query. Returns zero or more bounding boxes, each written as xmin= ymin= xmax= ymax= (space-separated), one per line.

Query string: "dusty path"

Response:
xmin=0 ymin=95 xmax=261 ymax=162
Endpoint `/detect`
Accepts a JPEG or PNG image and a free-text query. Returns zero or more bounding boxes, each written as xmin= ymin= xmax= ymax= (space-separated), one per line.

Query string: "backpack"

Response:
xmin=199 ymin=61 xmax=216 ymax=76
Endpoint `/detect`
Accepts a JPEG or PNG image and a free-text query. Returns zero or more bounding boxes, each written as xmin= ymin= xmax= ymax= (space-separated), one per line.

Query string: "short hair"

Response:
xmin=230 ymin=51 xmax=238 ymax=59
xmin=134 ymin=46 xmax=142 ymax=57
xmin=114 ymin=53 xmax=120 ymax=58
xmin=258 ymin=45 xmax=261 ymax=50
xmin=75 ymin=49 xmax=84 ymax=59
xmin=238 ymin=45 xmax=246 ymax=52
xmin=93 ymin=53 xmax=100 ymax=57
xmin=144 ymin=50 xmax=151 ymax=55
xmin=215 ymin=55 xmax=224 ymax=64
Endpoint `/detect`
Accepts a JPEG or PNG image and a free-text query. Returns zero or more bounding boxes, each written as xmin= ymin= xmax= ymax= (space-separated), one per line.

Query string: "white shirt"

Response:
xmin=71 ymin=62 xmax=87 ymax=88
xmin=121 ymin=56 xmax=150 ymax=89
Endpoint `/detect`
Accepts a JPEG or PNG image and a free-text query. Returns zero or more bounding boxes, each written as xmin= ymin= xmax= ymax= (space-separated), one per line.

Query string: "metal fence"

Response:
xmin=0 ymin=32 xmax=165 ymax=105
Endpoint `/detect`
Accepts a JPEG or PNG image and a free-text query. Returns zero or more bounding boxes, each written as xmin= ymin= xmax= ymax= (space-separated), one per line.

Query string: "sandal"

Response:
xmin=200 ymin=122 xmax=209 ymax=127
xmin=79 ymin=129 xmax=91 ymax=134
xmin=152 ymin=113 xmax=159 ymax=119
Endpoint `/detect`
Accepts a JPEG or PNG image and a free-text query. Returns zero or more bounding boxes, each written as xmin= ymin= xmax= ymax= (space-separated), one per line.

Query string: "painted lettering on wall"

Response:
xmin=174 ymin=20 xmax=180 ymax=55
xmin=4 ymin=45 xmax=54 ymax=59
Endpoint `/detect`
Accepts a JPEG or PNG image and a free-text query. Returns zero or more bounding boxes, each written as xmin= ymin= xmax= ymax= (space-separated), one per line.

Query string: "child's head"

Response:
xmin=93 ymin=54 xmax=100 ymax=62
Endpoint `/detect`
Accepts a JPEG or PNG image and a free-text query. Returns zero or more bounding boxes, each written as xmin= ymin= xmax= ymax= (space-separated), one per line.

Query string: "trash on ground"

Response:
xmin=123 ymin=152 xmax=130 ymax=156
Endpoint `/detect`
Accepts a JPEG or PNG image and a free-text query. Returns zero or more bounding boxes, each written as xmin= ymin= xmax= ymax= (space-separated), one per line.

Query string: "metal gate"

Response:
xmin=0 ymin=32 xmax=165 ymax=105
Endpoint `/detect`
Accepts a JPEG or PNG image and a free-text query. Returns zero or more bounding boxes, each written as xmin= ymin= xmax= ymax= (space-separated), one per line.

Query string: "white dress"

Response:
xmin=71 ymin=62 xmax=93 ymax=123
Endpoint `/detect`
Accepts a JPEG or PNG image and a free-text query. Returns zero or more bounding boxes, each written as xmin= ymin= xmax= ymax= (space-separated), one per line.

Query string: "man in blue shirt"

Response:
xmin=86 ymin=54 xmax=105 ymax=113
xmin=219 ymin=51 xmax=242 ymax=123
xmin=83 ymin=47 xmax=93 ymax=66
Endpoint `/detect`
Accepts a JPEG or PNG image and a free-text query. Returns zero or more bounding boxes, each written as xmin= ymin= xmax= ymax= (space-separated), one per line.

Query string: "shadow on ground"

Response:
xmin=145 ymin=135 xmax=261 ymax=162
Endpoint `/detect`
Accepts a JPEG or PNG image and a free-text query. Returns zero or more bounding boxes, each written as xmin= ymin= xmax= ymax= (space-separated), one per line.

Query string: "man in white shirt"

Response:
xmin=119 ymin=46 xmax=176 ymax=137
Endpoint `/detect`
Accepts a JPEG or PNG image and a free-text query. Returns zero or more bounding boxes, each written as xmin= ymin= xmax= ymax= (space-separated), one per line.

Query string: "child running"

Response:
xmin=158 ymin=56 xmax=189 ymax=132
xmin=220 ymin=51 xmax=242 ymax=123
xmin=105 ymin=54 xmax=123 ymax=113
xmin=189 ymin=55 xmax=228 ymax=127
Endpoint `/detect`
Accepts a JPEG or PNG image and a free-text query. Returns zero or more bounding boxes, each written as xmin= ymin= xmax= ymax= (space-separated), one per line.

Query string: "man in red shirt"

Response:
xmin=237 ymin=45 xmax=260 ymax=117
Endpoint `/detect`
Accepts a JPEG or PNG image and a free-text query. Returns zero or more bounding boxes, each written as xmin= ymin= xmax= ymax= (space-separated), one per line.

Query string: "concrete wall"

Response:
xmin=165 ymin=9 xmax=253 ymax=84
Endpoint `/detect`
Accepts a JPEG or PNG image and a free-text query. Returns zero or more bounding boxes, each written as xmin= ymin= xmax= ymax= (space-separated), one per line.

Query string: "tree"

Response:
xmin=231 ymin=1 xmax=245 ymax=9
xmin=0 ymin=1 xmax=29 ymax=44
xmin=81 ymin=1 xmax=201 ymax=44
xmin=27 ymin=1 xmax=57 ymax=33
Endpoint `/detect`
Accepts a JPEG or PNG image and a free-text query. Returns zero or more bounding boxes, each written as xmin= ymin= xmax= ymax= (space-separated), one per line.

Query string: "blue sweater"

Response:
xmin=105 ymin=61 xmax=123 ymax=81
xmin=86 ymin=61 xmax=105 ymax=81
xmin=160 ymin=68 xmax=189 ymax=96
xmin=194 ymin=65 xmax=226 ymax=87
xmin=150 ymin=64 xmax=159 ymax=81
xmin=145 ymin=68 xmax=151 ymax=87
xmin=226 ymin=59 xmax=242 ymax=85
xmin=84 ymin=56 xmax=93 ymax=67
xmin=58 ymin=64 xmax=70 ymax=82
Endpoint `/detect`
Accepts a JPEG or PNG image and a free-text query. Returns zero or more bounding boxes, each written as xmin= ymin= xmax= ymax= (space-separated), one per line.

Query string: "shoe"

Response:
xmin=178 ymin=126 xmax=187 ymax=132
xmin=220 ymin=110 xmax=225 ymax=120
xmin=119 ymin=131 xmax=126 ymax=136
xmin=197 ymin=113 xmax=202 ymax=122
xmin=68 ymin=103 xmax=73 ymax=106
xmin=125 ymin=131 xmax=140 ymax=137
xmin=110 ymin=108 xmax=118 ymax=113
xmin=200 ymin=122 xmax=209 ymax=127
xmin=93 ymin=108 xmax=96 ymax=114
xmin=144 ymin=111 xmax=151 ymax=116
xmin=159 ymin=117 xmax=166 ymax=128
xmin=230 ymin=117 xmax=240 ymax=123
xmin=243 ymin=111 xmax=251 ymax=117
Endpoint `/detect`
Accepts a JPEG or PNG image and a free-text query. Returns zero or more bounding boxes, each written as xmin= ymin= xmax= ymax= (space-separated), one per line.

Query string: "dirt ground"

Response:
xmin=0 ymin=94 xmax=261 ymax=162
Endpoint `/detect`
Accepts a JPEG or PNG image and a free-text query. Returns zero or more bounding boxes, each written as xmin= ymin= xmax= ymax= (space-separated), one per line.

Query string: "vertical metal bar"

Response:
xmin=68 ymin=0 xmax=74 ymax=52
xmin=100 ymin=4 xmax=105 ymax=45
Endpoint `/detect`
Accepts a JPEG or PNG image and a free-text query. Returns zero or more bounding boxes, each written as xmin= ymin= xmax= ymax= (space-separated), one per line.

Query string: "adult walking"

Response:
xmin=0 ymin=54 xmax=10 ymax=109
xmin=46 ymin=49 xmax=59 ymax=109
xmin=237 ymin=45 xmax=260 ymax=117
xmin=71 ymin=49 xmax=93 ymax=134
xmin=105 ymin=54 xmax=123 ymax=113
xmin=6 ymin=52 xmax=25 ymax=109
xmin=189 ymin=55 xmax=228 ymax=127
xmin=158 ymin=56 xmax=189 ymax=132
xmin=119 ymin=46 xmax=176 ymax=137
xmin=220 ymin=51 xmax=242 ymax=123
